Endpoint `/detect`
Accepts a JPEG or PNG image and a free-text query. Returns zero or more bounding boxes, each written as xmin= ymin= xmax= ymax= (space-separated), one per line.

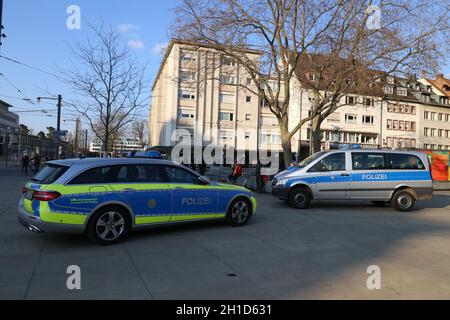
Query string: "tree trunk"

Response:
xmin=279 ymin=117 xmax=293 ymax=168
xmin=104 ymin=131 xmax=109 ymax=157
xmin=310 ymin=115 xmax=323 ymax=154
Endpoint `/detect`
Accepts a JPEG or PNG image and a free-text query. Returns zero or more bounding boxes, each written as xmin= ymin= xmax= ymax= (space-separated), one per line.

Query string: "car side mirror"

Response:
xmin=195 ymin=176 xmax=210 ymax=185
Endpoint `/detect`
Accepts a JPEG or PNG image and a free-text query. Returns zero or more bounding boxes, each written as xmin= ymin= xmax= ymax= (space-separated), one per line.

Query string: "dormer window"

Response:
xmin=307 ymin=73 xmax=316 ymax=81
xmin=384 ymin=86 xmax=394 ymax=94
xmin=397 ymin=88 xmax=407 ymax=96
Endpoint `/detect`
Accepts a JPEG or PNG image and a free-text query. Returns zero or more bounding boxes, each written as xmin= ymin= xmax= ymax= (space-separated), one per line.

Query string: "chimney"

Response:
xmin=436 ymin=73 xmax=444 ymax=79
xmin=421 ymin=69 xmax=427 ymax=79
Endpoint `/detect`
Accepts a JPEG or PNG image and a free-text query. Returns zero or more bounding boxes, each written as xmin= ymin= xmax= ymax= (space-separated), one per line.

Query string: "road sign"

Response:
xmin=54 ymin=130 xmax=68 ymax=137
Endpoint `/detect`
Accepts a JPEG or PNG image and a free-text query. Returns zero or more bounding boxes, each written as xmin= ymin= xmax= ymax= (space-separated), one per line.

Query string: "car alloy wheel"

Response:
xmin=96 ymin=211 xmax=125 ymax=241
xmin=231 ymin=200 xmax=249 ymax=224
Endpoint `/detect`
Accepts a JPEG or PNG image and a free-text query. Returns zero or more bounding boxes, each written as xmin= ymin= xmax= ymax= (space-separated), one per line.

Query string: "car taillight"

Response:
xmin=21 ymin=187 xmax=28 ymax=194
xmin=33 ymin=191 xmax=61 ymax=201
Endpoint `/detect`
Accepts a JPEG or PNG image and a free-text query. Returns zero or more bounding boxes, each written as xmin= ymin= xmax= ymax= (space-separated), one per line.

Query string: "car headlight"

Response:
xmin=276 ymin=179 xmax=288 ymax=186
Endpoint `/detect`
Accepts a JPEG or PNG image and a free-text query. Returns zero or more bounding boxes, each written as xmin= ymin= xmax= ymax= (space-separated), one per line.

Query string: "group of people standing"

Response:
xmin=21 ymin=153 xmax=41 ymax=175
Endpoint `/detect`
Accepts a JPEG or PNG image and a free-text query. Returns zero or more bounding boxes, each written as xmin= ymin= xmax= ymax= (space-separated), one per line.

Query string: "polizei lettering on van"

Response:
xmin=182 ymin=197 xmax=211 ymax=206
xmin=362 ymin=173 xmax=387 ymax=180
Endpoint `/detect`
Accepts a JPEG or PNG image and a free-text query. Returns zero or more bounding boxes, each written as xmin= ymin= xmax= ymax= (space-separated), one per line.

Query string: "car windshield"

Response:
xmin=297 ymin=151 xmax=327 ymax=168
xmin=31 ymin=164 xmax=69 ymax=184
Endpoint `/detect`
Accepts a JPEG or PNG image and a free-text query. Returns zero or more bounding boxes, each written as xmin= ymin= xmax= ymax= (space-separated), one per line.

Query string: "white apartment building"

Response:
xmin=150 ymin=40 xmax=450 ymax=160
xmin=150 ymin=39 xmax=286 ymax=158
xmin=90 ymin=138 xmax=143 ymax=155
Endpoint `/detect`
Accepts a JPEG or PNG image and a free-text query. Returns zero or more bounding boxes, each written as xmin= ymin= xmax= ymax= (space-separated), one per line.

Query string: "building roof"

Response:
xmin=423 ymin=74 xmax=450 ymax=98
xmin=292 ymin=53 xmax=450 ymax=108
xmin=151 ymin=39 xmax=262 ymax=90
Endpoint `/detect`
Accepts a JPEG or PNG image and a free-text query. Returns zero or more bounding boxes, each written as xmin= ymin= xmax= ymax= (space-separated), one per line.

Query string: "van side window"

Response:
xmin=310 ymin=153 xmax=346 ymax=172
xmin=352 ymin=153 xmax=386 ymax=170
xmin=387 ymin=154 xmax=425 ymax=170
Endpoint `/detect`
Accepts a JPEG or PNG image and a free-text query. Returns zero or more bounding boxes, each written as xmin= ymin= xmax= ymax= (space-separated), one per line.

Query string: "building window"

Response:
xmin=387 ymin=119 xmax=392 ymax=130
xmin=180 ymin=71 xmax=196 ymax=81
xmin=345 ymin=114 xmax=357 ymax=124
xmin=399 ymin=120 xmax=404 ymax=130
xmin=446 ymin=130 xmax=450 ymax=138
xmin=438 ymin=129 xmax=443 ymax=137
xmin=397 ymin=88 xmax=407 ymax=96
xmin=180 ymin=51 xmax=197 ymax=62
xmin=221 ymin=56 xmax=237 ymax=67
xmin=246 ymin=96 xmax=252 ymax=103
xmin=246 ymin=78 xmax=252 ymax=86
xmin=219 ymin=94 xmax=234 ymax=104
xmin=431 ymin=128 xmax=436 ymax=137
xmin=219 ymin=112 xmax=234 ymax=121
xmin=179 ymin=110 xmax=195 ymax=119
xmin=405 ymin=121 xmax=410 ymax=131
xmin=424 ymin=128 xmax=430 ymax=136
xmin=438 ymin=113 xmax=444 ymax=121
xmin=345 ymin=96 xmax=356 ymax=105
xmin=245 ymin=114 xmax=251 ymax=121
xmin=411 ymin=106 xmax=416 ymax=114
xmin=384 ymin=86 xmax=394 ymax=94
xmin=364 ymin=98 xmax=374 ymax=106
xmin=424 ymin=111 xmax=431 ymax=120
xmin=179 ymin=90 xmax=196 ymax=100
xmin=393 ymin=120 xmax=398 ymax=130
xmin=362 ymin=115 xmax=374 ymax=124
xmin=220 ymin=75 xmax=236 ymax=85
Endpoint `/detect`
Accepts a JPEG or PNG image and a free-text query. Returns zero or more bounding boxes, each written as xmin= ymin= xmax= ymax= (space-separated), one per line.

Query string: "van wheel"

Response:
xmin=226 ymin=198 xmax=251 ymax=226
xmin=391 ymin=190 xmax=415 ymax=211
xmin=372 ymin=201 xmax=386 ymax=207
xmin=87 ymin=206 xmax=131 ymax=245
xmin=289 ymin=188 xmax=311 ymax=209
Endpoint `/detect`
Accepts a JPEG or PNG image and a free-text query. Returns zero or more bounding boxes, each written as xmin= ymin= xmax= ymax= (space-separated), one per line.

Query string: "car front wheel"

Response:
xmin=226 ymin=198 xmax=251 ymax=226
xmin=289 ymin=188 xmax=311 ymax=209
xmin=87 ymin=206 xmax=131 ymax=245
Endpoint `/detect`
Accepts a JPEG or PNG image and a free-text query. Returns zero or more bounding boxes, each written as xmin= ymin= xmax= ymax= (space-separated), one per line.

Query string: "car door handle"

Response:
xmin=122 ymin=188 xmax=136 ymax=192
xmin=340 ymin=173 xmax=350 ymax=177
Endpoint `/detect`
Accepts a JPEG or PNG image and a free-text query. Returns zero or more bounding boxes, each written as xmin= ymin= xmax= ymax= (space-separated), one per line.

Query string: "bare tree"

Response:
xmin=62 ymin=24 xmax=148 ymax=155
xmin=131 ymin=120 xmax=148 ymax=148
xmin=173 ymin=0 xmax=448 ymax=164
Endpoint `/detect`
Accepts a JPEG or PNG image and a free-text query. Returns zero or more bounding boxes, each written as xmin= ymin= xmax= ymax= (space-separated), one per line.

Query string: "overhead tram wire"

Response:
xmin=0 ymin=72 xmax=35 ymax=104
xmin=0 ymin=54 xmax=62 ymax=80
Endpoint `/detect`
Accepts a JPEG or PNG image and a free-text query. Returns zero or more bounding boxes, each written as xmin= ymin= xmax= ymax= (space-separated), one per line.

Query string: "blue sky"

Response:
xmin=0 ymin=0 xmax=178 ymax=134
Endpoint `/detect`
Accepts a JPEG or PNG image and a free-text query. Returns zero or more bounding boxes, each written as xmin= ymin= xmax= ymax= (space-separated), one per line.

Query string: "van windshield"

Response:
xmin=31 ymin=164 xmax=69 ymax=185
xmin=298 ymin=151 xmax=327 ymax=168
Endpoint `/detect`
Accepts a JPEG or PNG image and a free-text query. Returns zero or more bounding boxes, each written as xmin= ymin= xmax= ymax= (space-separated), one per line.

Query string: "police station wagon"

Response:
xmin=272 ymin=150 xmax=433 ymax=211
xmin=18 ymin=158 xmax=257 ymax=245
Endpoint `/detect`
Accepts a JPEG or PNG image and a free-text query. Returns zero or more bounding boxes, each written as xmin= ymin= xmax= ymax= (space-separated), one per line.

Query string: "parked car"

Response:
xmin=272 ymin=150 xmax=433 ymax=211
xmin=18 ymin=158 xmax=256 ymax=245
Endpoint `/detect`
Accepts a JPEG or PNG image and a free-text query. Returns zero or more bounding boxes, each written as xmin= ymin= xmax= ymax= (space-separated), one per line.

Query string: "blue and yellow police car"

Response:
xmin=18 ymin=158 xmax=257 ymax=245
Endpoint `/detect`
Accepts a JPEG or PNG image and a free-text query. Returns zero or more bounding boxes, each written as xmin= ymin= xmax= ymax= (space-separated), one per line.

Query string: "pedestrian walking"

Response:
xmin=21 ymin=154 xmax=30 ymax=174
xmin=228 ymin=163 xmax=243 ymax=184
xmin=31 ymin=153 xmax=41 ymax=174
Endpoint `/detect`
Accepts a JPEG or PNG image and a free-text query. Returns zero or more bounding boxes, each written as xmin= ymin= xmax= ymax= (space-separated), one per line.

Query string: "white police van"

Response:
xmin=272 ymin=149 xmax=433 ymax=211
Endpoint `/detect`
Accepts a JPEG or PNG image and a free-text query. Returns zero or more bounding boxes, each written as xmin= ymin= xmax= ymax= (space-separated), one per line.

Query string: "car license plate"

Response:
xmin=25 ymin=190 xmax=34 ymax=200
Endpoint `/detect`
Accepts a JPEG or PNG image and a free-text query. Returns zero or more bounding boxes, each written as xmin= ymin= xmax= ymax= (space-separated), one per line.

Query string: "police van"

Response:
xmin=18 ymin=158 xmax=256 ymax=245
xmin=272 ymin=150 xmax=433 ymax=211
